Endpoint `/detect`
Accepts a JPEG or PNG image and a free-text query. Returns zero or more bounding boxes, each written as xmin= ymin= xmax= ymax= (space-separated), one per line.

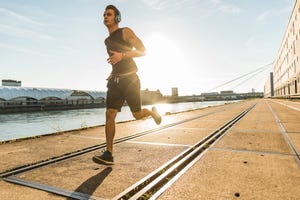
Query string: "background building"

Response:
xmin=264 ymin=72 xmax=274 ymax=98
xmin=0 ymin=86 xmax=106 ymax=113
xmin=141 ymin=89 xmax=163 ymax=105
xmin=271 ymin=0 xmax=300 ymax=98
xmin=2 ymin=79 xmax=21 ymax=87
xmin=172 ymin=87 xmax=178 ymax=96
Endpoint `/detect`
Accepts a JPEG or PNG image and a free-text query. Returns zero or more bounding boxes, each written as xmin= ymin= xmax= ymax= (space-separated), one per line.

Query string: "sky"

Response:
xmin=0 ymin=0 xmax=295 ymax=96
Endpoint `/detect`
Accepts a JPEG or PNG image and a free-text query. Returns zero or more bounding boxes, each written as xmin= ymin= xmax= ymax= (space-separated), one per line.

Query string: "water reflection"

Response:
xmin=0 ymin=101 xmax=231 ymax=142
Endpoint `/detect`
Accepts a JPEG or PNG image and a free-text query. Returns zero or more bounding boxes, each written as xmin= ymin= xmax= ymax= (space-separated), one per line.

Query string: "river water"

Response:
xmin=0 ymin=101 xmax=232 ymax=142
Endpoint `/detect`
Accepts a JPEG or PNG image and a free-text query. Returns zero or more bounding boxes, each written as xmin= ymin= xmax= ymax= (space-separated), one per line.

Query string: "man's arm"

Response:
xmin=122 ymin=27 xmax=146 ymax=58
xmin=107 ymin=27 xmax=145 ymax=65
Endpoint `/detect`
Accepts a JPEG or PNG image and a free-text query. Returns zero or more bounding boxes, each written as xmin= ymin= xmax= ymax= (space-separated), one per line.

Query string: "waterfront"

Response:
xmin=0 ymin=101 xmax=232 ymax=142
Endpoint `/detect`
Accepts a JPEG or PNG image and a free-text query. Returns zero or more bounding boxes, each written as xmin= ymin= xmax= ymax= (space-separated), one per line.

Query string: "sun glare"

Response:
xmin=137 ymin=32 xmax=190 ymax=95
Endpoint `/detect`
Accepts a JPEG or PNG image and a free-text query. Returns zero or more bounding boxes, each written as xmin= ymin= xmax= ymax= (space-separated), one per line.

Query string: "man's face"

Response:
xmin=103 ymin=9 xmax=115 ymax=26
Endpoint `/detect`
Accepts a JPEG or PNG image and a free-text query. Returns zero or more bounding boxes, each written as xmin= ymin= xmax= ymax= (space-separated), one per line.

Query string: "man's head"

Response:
xmin=104 ymin=5 xmax=121 ymax=24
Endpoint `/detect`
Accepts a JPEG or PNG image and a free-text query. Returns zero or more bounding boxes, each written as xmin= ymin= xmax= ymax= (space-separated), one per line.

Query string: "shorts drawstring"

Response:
xmin=114 ymin=76 xmax=120 ymax=84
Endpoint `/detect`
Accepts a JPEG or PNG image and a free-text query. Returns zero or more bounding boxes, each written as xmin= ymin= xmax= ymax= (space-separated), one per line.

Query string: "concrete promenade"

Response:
xmin=0 ymin=99 xmax=299 ymax=199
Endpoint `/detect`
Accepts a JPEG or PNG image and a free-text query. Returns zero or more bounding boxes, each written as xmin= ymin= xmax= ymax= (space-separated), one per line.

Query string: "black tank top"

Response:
xmin=105 ymin=28 xmax=138 ymax=75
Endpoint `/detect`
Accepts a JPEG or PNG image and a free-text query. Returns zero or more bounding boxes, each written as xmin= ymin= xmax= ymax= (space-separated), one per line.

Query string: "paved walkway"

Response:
xmin=159 ymin=99 xmax=300 ymax=200
xmin=0 ymin=99 xmax=299 ymax=200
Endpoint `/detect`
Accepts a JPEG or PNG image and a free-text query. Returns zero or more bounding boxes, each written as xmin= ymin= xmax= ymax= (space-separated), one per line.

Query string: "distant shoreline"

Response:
xmin=0 ymin=102 xmax=106 ymax=114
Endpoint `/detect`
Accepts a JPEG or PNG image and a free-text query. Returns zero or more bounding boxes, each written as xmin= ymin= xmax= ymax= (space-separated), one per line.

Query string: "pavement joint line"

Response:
xmin=278 ymin=99 xmax=300 ymax=105
xmin=167 ymin=127 xmax=216 ymax=131
xmin=3 ymin=176 xmax=105 ymax=200
xmin=71 ymin=135 xmax=105 ymax=140
xmin=266 ymin=100 xmax=300 ymax=163
xmin=269 ymin=99 xmax=300 ymax=111
xmin=211 ymin=147 xmax=296 ymax=157
xmin=124 ymin=140 xmax=192 ymax=147
xmin=288 ymin=131 xmax=300 ymax=134
xmin=229 ymin=129 xmax=282 ymax=134
xmin=126 ymin=124 xmax=161 ymax=127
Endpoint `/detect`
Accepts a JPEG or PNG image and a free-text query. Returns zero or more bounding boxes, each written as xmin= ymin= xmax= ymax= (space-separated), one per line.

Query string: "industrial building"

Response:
xmin=267 ymin=0 xmax=300 ymax=98
xmin=0 ymin=86 xmax=106 ymax=113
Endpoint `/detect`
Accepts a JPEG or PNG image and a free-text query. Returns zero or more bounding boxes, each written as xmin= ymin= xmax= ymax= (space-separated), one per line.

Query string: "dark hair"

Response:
xmin=105 ymin=5 xmax=120 ymax=17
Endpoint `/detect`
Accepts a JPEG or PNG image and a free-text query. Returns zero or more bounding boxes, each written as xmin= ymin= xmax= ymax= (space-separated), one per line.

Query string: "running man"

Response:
xmin=93 ymin=5 xmax=162 ymax=165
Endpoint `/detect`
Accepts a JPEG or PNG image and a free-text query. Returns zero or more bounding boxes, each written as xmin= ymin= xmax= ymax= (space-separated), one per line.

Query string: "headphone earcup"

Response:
xmin=115 ymin=14 xmax=121 ymax=23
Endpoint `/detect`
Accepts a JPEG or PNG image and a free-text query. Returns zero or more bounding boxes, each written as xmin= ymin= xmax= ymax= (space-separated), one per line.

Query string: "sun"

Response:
xmin=137 ymin=32 xmax=190 ymax=95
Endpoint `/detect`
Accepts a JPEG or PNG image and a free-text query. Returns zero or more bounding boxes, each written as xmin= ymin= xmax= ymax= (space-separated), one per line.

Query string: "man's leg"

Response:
xmin=124 ymin=75 xmax=162 ymax=124
xmin=132 ymin=107 xmax=162 ymax=125
xmin=92 ymin=108 xmax=118 ymax=165
xmin=105 ymin=108 xmax=118 ymax=153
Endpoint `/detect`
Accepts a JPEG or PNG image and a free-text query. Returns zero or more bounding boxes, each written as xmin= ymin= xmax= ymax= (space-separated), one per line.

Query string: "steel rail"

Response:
xmin=114 ymin=103 xmax=256 ymax=200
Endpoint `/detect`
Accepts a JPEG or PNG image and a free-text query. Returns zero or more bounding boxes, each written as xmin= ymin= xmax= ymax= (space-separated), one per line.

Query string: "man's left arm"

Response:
xmin=122 ymin=27 xmax=146 ymax=58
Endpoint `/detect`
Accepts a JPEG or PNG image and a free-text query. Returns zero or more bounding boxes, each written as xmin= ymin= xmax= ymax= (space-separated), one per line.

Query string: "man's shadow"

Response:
xmin=67 ymin=167 xmax=112 ymax=200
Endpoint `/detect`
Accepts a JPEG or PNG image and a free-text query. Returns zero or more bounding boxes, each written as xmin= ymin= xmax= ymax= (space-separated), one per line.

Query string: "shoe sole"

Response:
xmin=92 ymin=156 xmax=114 ymax=165
xmin=154 ymin=115 xmax=162 ymax=125
xmin=152 ymin=107 xmax=162 ymax=125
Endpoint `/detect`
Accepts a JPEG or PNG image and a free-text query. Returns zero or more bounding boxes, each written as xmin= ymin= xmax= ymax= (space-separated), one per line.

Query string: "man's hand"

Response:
xmin=107 ymin=50 xmax=123 ymax=65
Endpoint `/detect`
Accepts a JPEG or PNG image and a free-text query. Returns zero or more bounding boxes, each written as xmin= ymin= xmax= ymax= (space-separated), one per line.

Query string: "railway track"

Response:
xmin=115 ymin=103 xmax=256 ymax=200
xmin=2 ymin=102 xmax=257 ymax=200
xmin=0 ymin=107 xmax=225 ymax=178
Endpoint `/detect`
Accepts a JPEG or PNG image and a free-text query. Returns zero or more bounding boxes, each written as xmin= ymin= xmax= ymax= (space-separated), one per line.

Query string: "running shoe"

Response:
xmin=92 ymin=150 xmax=114 ymax=165
xmin=152 ymin=107 xmax=162 ymax=125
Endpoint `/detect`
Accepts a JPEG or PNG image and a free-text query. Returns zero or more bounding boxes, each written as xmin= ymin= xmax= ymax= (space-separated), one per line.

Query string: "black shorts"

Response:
xmin=106 ymin=74 xmax=141 ymax=112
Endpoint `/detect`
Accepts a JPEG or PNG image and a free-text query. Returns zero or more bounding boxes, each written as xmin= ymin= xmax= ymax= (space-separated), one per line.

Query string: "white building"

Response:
xmin=272 ymin=0 xmax=300 ymax=97
xmin=0 ymin=86 xmax=106 ymax=112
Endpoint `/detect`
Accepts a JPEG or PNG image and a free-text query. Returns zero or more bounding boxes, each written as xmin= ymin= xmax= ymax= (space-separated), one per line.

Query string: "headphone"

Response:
xmin=114 ymin=8 xmax=121 ymax=23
